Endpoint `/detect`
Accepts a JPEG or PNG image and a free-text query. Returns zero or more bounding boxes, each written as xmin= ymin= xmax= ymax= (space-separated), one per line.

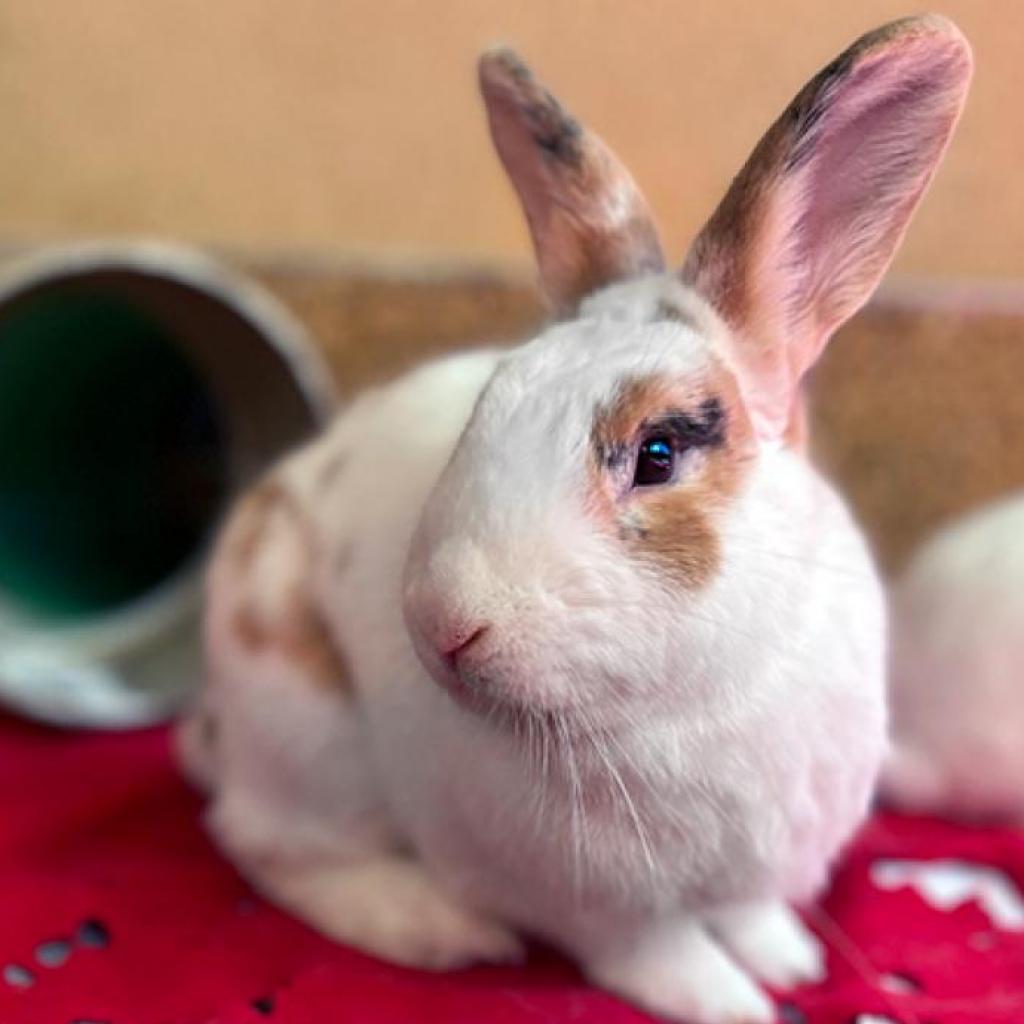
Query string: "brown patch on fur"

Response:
xmin=232 ymin=605 xmax=266 ymax=651
xmin=629 ymin=438 xmax=748 ymax=588
xmin=289 ymin=597 xmax=355 ymax=687
xmin=225 ymin=479 xmax=290 ymax=568
xmin=225 ymin=476 xmax=355 ymax=695
xmin=590 ymin=362 xmax=755 ymax=588
xmin=236 ymin=586 xmax=354 ymax=689
xmin=479 ymin=47 xmax=665 ymax=314
xmin=591 ymin=375 xmax=696 ymax=467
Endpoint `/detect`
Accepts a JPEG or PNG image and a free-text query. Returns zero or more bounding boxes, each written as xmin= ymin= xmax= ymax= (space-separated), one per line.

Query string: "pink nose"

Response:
xmin=439 ymin=623 xmax=490 ymax=670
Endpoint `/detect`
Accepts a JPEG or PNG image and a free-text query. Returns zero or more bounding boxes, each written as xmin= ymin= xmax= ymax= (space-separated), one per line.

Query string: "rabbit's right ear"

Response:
xmin=479 ymin=48 xmax=665 ymax=316
xmin=682 ymin=16 xmax=972 ymax=439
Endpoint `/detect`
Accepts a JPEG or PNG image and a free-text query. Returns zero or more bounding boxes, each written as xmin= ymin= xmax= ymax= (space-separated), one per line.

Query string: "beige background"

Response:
xmin=0 ymin=1 xmax=1020 ymax=278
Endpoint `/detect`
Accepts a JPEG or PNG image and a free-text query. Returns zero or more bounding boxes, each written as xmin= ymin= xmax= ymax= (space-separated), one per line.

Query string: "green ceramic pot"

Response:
xmin=0 ymin=242 xmax=334 ymax=727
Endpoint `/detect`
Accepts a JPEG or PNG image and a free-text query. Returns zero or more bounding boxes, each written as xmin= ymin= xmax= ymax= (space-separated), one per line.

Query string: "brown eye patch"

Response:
xmin=642 ymin=399 xmax=727 ymax=457
xmin=591 ymin=376 xmax=729 ymax=472
xmin=590 ymin=368 xmax=755 ymax=588
xmin=592 ymin=375 xmax=700 ymax=469
xmin=630 ymin=400 xmax=726 ymax=488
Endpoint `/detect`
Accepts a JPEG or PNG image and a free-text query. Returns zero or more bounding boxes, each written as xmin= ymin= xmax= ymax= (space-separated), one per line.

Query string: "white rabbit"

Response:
xmin=178 ymin=17 xmax=971 ymax=1023
xmin=883 ymin=490 xmax=1024 ymax=823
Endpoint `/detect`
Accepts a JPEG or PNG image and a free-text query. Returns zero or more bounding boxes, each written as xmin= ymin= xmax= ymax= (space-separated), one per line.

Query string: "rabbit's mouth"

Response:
xmin=433 ymin=660 xmax=608 ymax=742
xmin=430 ymin=653 xmax=535 ymax=723
xmin=422 ymin=642 xmax=579 ymax=733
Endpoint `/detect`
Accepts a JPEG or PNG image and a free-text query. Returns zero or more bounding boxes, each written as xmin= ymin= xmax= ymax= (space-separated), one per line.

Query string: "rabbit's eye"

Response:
xmin=633 ymin=435 xmax=675 ymax=487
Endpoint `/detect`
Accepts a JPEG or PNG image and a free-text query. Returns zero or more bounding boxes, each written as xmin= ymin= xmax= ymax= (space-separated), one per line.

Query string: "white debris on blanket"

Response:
xmin=0 ymin=647 xmax=183 ymax=728
xmin=871 ymin=859 xmax=1024 ymax=930
xmin=878 ymin=972 xmax=917 ymax=994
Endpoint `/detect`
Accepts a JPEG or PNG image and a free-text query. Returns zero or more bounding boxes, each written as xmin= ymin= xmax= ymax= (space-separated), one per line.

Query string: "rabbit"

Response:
xmin=883 ymin=489 xmax=1024 ymax=823
xmin=178 ymin=16 xmax=971 ymax=1023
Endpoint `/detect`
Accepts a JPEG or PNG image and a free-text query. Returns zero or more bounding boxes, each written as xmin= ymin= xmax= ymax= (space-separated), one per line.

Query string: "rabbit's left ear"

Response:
xmin=682 ymin=16 xmax=972 ymax=439
xmin=479 ymin=48 xmax=665 ymax=316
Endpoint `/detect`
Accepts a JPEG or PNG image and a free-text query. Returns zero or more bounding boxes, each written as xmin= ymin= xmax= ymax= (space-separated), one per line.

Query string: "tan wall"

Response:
xmin=0 ymin=1 xmax=1021 ymax=278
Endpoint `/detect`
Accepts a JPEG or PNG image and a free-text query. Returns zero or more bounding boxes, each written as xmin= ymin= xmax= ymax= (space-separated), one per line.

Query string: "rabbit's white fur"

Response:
xmin=884 ymin=490 xmax=1024 ymax=822
xmin=182 ymin=16 xmax=971 ymax=1023
xmin=196 ymin=292 xmax=879 ymax=1019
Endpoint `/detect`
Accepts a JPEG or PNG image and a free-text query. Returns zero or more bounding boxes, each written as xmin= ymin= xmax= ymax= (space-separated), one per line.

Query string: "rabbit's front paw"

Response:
xmin=587 ymin=918 xmax=773 ymax=1024
xmin=708 ymin=901 xmax=826 ymax=989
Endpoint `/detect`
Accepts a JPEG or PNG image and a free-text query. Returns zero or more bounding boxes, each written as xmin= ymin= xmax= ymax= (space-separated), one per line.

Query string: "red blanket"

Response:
xmin=2 ymin=714 xmax=1022 ymax=1024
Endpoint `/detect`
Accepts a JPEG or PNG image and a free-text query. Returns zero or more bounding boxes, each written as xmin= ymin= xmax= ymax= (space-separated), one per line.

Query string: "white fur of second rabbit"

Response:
xmin=884 ymin=490 xmax=1024 ymax=822
xmin=184 ymin=15 xmax=972 ymax=1024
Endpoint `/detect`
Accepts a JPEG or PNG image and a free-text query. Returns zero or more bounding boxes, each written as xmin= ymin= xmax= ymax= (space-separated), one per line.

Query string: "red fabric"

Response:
xmin=1 ymin=713 xmax=1022 ymax=1024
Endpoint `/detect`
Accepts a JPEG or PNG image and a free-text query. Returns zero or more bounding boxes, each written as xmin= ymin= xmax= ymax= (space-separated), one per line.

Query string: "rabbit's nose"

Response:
xmin=409 ymin=606 xmax=498 ymax=705
xmin=439 ymin=623 xmax=491 ymax=672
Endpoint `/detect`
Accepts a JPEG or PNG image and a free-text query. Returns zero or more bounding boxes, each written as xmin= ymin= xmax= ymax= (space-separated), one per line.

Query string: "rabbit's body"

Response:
xmin=883 ymin=491 xmax=1024 ymax=822
xmin=192 ymin=288 xmax=881 ymax=1020
xmin=182 ymin=17 xmax=971 ymax=1023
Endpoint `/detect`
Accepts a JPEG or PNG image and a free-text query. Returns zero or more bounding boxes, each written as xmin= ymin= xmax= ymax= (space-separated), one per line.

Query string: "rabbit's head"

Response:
xmin=404 ymin=17 xmax=971 ymax=728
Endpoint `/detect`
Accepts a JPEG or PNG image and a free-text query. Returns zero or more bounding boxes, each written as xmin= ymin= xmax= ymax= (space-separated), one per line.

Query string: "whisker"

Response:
xmin=534 ymin=711 xmax=552 ymax=835
xmin=557 ymin=711 xmax=586 ymax=899
xmin=588 ymin=725 xmax=658 ymax=888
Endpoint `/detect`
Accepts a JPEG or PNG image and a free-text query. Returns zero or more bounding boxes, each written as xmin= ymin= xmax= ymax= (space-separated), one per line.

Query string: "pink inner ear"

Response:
xmin=787 ymin=44 xmax=965 ymax=348
xmin=691 ymin=21 xmax=971 ymax=442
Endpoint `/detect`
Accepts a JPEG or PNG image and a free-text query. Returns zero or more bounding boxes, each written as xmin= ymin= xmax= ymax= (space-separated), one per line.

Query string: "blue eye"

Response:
xmin=633 ymin=435 xmax=675 ymax=487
